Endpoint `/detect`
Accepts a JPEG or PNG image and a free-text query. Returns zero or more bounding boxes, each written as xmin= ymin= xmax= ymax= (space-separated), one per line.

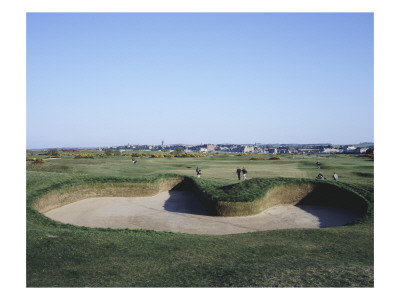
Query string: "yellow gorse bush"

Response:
xmin=74 ymin=153 xmax=107 ymax=159
xmin=269 ymin=156 xmax=281 ymax=160
xmin=131 ymin=153 xmax=150 ymax=158
xmin=26 ymin=158 xmax=45 ymax=163
xmin=250 ymin=156 xmax=266 ymax=160
xmin=175 ymin=153 xmax=207 ymax=158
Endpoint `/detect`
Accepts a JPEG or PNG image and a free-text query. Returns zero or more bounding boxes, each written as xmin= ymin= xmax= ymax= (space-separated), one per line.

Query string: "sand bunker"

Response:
xmin=45 ymin=191 xmax=362 ymax=235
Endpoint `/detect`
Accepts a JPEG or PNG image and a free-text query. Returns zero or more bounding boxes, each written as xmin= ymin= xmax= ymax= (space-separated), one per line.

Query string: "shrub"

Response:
xmin=47 ymin=148 xmax=59 ymax=156
xmin=74 ymin=153 xmax=94 ymax=159
xmin=175 ymin=153 xmax=207 ymax=158
xmin=173 ymin=147 xmax=184 ymax=156
xmin=358 ymin=153 xmax=374 ymax=160
xmin=250 ymin=156 xmax=266 ymax=160
xmin=131 ymin=153 xmax=149 ymax=158
xmin=104 ymin=148 xmax=113 ymax=156
xmin=61 ymin=148 xmax=76 ymax=153
xmin=269 ymin=156 xmax=281 ymax=160
xmin=27 ymin=158 xmax=45 ymax=164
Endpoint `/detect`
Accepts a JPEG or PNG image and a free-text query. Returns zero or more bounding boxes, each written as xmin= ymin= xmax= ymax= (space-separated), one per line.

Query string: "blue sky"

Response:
xmin=26 ymin=13 xmax=374 ymax=148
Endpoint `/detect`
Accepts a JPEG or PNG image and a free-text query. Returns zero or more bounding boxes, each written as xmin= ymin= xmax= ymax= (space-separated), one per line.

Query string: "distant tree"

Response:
xmin=47 ymin=148 xmax=59 ymax=156
xmin=174 ymin=147 xmax=183 ymax=156
xmin=104 ymin=148 xmax=113 ymax=156
xmin=114 ymin=149 xmax=121 ymax=156
xmin=366 ymin=148 xmax=373 ymax=155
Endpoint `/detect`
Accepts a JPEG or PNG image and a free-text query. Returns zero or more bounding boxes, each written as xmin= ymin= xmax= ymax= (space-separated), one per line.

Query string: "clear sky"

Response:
xmin=26 ymin=13 xmax=374 ymax=149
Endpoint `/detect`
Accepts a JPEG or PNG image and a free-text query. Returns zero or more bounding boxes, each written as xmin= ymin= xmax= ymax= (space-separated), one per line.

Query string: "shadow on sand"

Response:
xmin=163 ymin=191 xmax=362 ymax=227
xmin=295 ymin=204 xmax=362 ymax=228
xmin=163 ymin=191 xmax=210 ymax=216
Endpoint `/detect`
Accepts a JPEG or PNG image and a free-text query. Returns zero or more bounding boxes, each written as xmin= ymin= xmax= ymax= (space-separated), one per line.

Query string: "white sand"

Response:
xmin=44 ymin=191 xmax=362 ymax=235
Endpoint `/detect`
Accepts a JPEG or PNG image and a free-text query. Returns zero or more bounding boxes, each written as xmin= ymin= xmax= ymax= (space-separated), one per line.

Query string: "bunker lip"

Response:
xmin=44 ymin=190 xmax=363 ymax=235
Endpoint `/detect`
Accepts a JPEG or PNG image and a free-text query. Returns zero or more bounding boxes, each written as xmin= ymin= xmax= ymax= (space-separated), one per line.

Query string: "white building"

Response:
xmin=322 ymin=148 xmax=341 ymax=154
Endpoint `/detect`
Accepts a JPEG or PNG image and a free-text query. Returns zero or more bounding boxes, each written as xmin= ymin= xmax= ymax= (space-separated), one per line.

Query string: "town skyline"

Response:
xmin=27 ymin=140 xmax=374 ymax=151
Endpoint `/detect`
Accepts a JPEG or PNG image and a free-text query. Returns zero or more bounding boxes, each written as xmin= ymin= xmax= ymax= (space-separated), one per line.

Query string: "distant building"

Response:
xmin=343 ymin=145 xmax=357 ymax=153
xmin=206 ymin=144 xmax=215 ymax=152
xmin=243 ymin=146 xmax=254 ymax=153
xmin=278 ymin=147 xmax=291 ymax=154
xmin=322 ymin=148 xmax=341 ymax=154
xmin=357 ymin=147 xmax=369 ymax=154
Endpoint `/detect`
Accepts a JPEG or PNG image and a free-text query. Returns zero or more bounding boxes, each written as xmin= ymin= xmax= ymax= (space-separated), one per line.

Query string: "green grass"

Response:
xmin=26 ymin=152 xmax=374 ymax=287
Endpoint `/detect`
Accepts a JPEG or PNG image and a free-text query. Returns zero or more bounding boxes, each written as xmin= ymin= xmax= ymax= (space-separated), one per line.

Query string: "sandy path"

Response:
xmin=44 ymin=191 xmax=362 ymax=235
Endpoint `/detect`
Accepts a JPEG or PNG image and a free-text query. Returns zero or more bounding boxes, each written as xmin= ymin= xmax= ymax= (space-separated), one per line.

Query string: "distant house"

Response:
xmin=236 ymin=145 xmax=254 ymax=153
xmin=322 ymin=148 xmax=341 ymax=154
xmin=206 ymin=144 xmax=216 ymax=152
xmin=342 ymin=145 xmax=357 ymax=153
xmin=357 ymin=147 xmax=369 ymax=154
xmin=278 ymin=147 xmax=291 ymax=154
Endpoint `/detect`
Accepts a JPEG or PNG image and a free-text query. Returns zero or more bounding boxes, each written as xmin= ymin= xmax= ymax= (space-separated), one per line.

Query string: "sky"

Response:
xmin=26 ymin=12 xmax=374 ymax=149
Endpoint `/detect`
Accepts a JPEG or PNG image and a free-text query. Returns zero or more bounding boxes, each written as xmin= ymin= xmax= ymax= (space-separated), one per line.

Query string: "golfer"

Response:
xmin=236 ymin=167 xmax=241 ymax=180
xmin=242 ymin=167 xmax=248 ymax=180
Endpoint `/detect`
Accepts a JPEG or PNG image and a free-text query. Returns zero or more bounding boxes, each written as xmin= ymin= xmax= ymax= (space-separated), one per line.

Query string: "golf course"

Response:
xmin=26 ymin=150 xmax=374 ymax=287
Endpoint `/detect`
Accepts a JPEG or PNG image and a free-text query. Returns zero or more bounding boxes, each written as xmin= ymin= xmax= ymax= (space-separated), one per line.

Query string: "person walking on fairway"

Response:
xmin=242 ymin=167 xmax=248 ymax=180
xmin=236 ymin=167 xmax=241 ymax=180
xmin=196 ymin=167 xmax=201 ymax=178
xmin=316 ymin=161 xmax=321 ymax=169
xmin=332 ymin=172 xmax=338 ymax=181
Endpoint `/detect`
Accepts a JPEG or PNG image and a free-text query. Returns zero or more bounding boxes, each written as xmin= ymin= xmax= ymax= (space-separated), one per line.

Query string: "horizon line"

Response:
xmin=26 ymin=141 xmax=374 ymax=150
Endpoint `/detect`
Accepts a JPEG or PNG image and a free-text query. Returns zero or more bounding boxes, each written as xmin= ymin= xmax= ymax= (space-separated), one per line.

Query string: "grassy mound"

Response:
xmin=187 ymin=177 xmax=371 ymax=217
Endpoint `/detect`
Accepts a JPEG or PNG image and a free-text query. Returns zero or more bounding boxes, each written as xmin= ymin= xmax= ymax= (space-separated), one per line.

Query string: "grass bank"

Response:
xmin=176 ymin=177 xmax=372 ymax=217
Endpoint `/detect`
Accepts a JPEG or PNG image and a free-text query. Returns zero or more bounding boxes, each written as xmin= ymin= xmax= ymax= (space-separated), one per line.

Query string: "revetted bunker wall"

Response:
xmin=35 ymin=177 xmax=184 ymax=213
xmin=166 ymin=177 xmax=368 ymax=217
xmin=213 ymin=184 xmax=316 ymax=216
xmin=35 ymin=176 xmax=368 ymax=218
xmin=210 ymin=183 xmax=368 ymax=216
